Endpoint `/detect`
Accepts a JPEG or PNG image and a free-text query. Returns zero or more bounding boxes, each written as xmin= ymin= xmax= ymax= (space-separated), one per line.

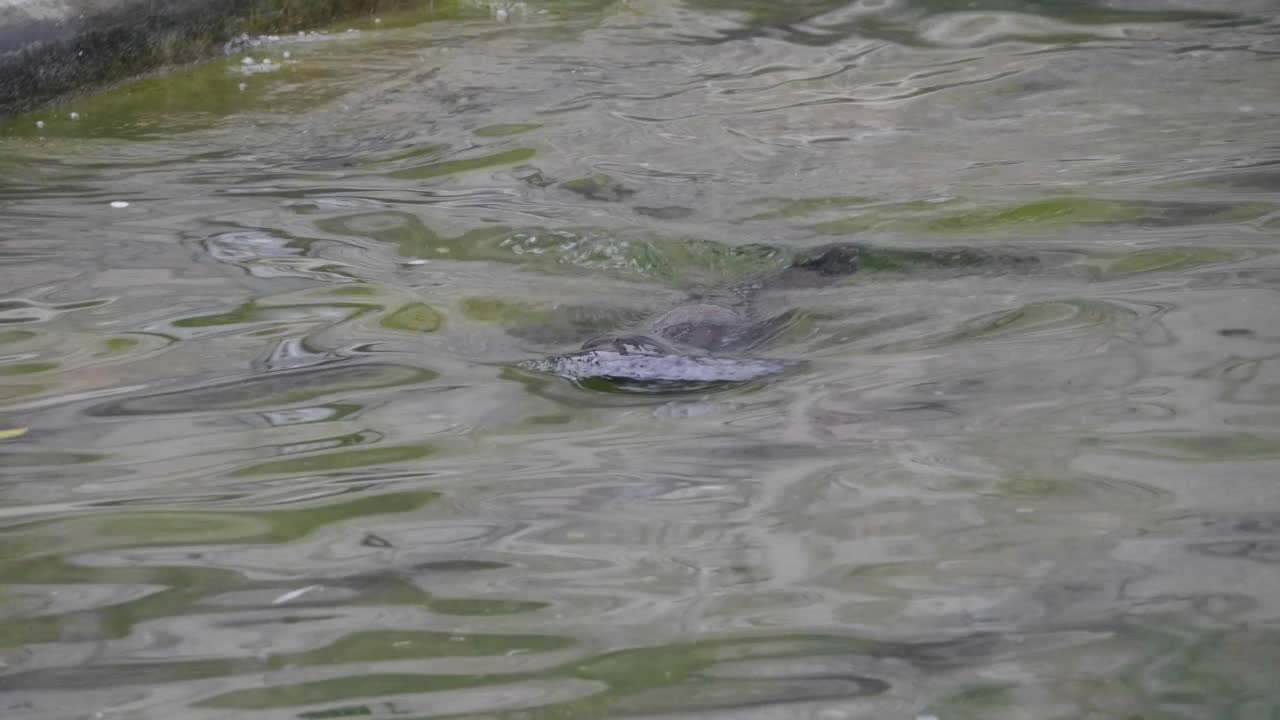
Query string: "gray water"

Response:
xmin=2 ymin=1 xmax=1280 ymax=718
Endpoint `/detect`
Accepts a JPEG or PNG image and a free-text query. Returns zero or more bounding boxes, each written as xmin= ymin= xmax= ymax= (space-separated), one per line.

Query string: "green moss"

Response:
xmin=1 ymin=0 xmax=466 ymax=118
xmin=388 ymin=147 xmax=536 ymax=180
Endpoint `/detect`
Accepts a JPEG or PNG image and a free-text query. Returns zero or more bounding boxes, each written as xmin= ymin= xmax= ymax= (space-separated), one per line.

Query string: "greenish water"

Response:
xmin=2 ymin=1 xmax=1280 ymax=718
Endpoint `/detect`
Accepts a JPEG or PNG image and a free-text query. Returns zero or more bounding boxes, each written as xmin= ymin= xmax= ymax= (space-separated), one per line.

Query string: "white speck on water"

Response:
xmin=110 ymin=201 xmax=129 ymax=209
xmin=35 ymin=120 xmax=44 ymax=129
xmin=69 ymin=112 xmax=80 ymax=120
xmin=435 ymin=247 xmax=451 ymax=254
xmin=282 ymin=50 xmax=291 ymax=59
xmin=238 ymin=82 xmax=247 ymax=91
xmin=262 ymin=58 xmax=272 ymax=65
xmin=346 ymin=28 xmax=356 ymax=33
xmin=918 ymin=714 xmax=940 ymax=720
xmin=405 ymin=259 xmax=429 ymax=265
xmin=242 ymin=57 xmax=254 ymax=65
xmin=272 ymin=584 xmax=321 ymax=605
xmin=374 ymin=17 xmax=382 ymax=24
xmin=495 ymin=7 xmax=508 ymax=21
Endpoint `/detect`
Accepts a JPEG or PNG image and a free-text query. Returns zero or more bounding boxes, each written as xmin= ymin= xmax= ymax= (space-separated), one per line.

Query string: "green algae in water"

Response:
xmin=361 ymin=143 xmax=450 ymax=166
xmin=3 ymin=55 xmax=345 ymax=139
xmin=388 ymin=147 xmax=536 ymax=180
xmin=319 ymin=210 xmax=784 ymax=285
xmin=1090 ymin=247 xmax=1241 ymax=276
xmin=0 ymin=491 xmax=440 ymax=559
xmin=325 ymin=285 xmax=379 ymax=296
xmin=559 ymin=173 xmax=636 ymax=202
xmin=172 ymin=299 xmax=378 ymax=329
xmin=0 ymin=362 xmax=58 ymax=376
xmin=102 ymin=337 xmax=140 ymax=352
xmin=380 ymin=302 xmax=443 ymax=332
xmin=927 ymin=198 xmax=1142 ymax=231
xmin=462 ymin=296 xmax=541 ymax=324
xmin=0 ymin=330 xmax=37 ymax=345
xmin=745 ymin=195 xmax=870 ymax=221
xmin=816 ymin=197 xmax=1143 ymax=235
xmin=462 ymin=296 xmax=648 ymax=345
xmin=285 ymin=629 xmax=570 ymax=667
xmin=474 ymin=123 xmax=542 ymax=137
xmin=232 ymin=443 xmax=437 ymax=476
xmin=198 ymin=672 xmax=511 ymax=709
xmin=1126 ymin=433 xmax=1280 ymax=462
xmin=0 ymin=492 xmax=442 ymax=649
xmin=87 ymin=363 xmax=438 ymax=415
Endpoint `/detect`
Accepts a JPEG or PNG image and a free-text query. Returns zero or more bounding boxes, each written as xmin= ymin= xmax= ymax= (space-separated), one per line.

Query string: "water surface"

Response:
xmin=2 ymin=1 xmax=1280 ymax=718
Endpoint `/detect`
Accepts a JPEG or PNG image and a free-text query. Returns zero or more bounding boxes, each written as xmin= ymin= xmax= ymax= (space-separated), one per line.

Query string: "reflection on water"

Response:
xmin=2 ymin=0 xmax=1280 ymax=717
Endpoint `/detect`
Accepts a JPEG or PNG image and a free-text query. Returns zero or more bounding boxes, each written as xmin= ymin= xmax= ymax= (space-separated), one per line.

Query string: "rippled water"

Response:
xmin=2 ymin=1 xmax=1280 ymax=717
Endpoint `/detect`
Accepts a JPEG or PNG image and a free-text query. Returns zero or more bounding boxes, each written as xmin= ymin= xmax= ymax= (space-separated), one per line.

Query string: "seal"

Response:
xmin=519 ymin=242 xmax=1039 ymax=389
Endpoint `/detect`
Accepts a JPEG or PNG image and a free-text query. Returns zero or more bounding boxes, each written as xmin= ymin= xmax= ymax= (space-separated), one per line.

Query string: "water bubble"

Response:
xmin=282 ymin=50 xmax=291 ymax=59
xmin=68 ymin=112 xmax=80 ymax=120
xmin=374 ymin=17 xmax=382 ymax=24
xmin=35 ymin=120 xmax=44 ymax=129
xmin=110 ymin=201 xmax=129 ymax=209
